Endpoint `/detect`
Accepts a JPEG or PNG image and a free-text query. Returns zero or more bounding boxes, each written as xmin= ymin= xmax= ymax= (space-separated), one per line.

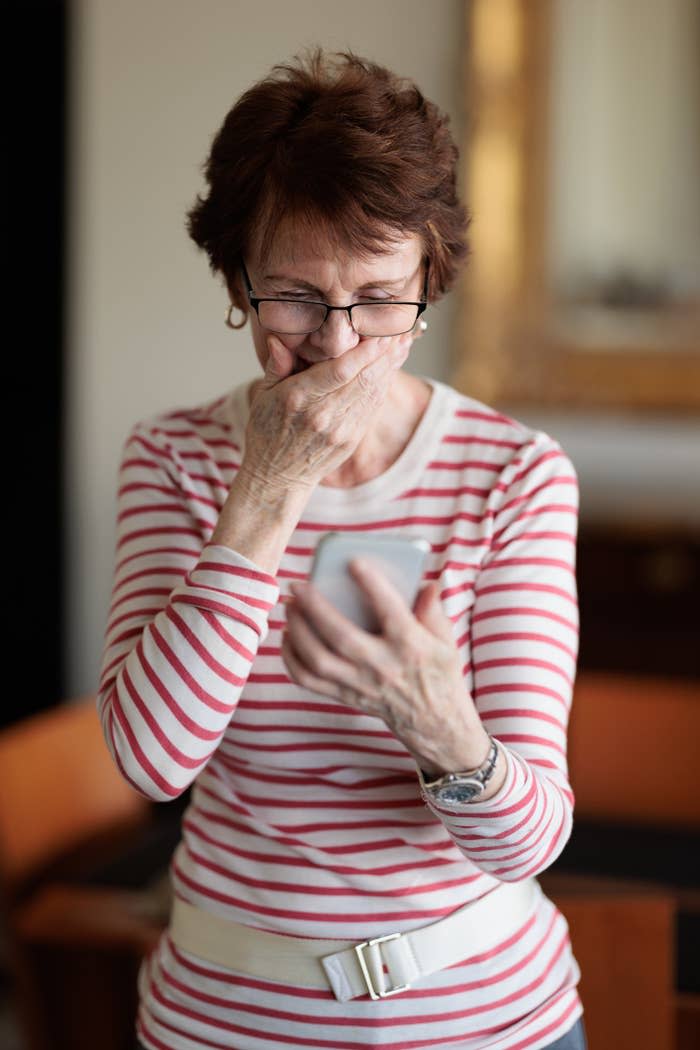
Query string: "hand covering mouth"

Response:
xmin=292 ymin=356 xmax=316 ymax=375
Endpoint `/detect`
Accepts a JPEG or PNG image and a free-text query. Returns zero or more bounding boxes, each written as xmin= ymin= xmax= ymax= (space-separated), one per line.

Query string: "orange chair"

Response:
xmin=541 ymin=671 xmax=700 ymax=1050
xmin=0 ymin=695 xmax=153 ymax=904
xmin=567 ymin=672 xmax=700 ymax=829
xmin=0 ymin=696 xmax=162 ymax=1050
xmin=2 ymin=679 xmax=697 ymax=1049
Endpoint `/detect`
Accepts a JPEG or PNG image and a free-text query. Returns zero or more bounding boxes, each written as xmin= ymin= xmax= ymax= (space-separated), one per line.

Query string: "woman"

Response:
xmin=98 ymin=50 xmax=586 ymax=1050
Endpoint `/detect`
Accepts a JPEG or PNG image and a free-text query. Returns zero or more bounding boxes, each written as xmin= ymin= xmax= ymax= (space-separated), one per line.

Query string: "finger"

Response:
xmin=281 ymin=629 xmax=340 ymax=699
xmin=355 ymin=336 xmax=410 ymax=392
xmin=282 ymin=628 xmax=382 ymax=717
xmin=285 ymin=604 xmax=363 ymax=689
xmin=297 ymin=336 xmax=399 ymax=399
xmin=288 ymin=582 xmax=384 ymax=665
xmin=345 ymin=558 xmax=417 ymax=640
xmin=412 ymin=582 xmax=456 ymax=644
xmin=260 ymin=334 xmax=295 ymax=389
xmin=320 ymin=336 xmax=408 ymax=423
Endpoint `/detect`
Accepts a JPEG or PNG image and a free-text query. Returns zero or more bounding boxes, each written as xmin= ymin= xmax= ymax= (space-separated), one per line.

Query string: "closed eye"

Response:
xmin=268 ymin=292 xmax=322 ymax=301
xmin=268 ymin=293 xmax=400 ymax=304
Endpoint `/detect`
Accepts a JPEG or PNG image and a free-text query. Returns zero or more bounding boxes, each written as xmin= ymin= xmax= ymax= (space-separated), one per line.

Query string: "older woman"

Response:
xmin=98 ymin=50 xmax=586 ymax=1050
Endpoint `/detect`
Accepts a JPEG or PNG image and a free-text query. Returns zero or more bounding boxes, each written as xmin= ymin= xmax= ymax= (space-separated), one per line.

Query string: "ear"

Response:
xmin=225 ymin=270 xmax=245 ymax=306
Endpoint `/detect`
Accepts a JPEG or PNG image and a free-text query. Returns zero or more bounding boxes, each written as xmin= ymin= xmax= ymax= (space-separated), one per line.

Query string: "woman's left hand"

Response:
xmin=281 ymin=559 xmax=491 ymax=774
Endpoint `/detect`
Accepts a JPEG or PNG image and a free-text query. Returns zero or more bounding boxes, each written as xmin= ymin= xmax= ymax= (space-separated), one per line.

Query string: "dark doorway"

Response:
xmin=6 ymin=0 xmax=67 ymax=726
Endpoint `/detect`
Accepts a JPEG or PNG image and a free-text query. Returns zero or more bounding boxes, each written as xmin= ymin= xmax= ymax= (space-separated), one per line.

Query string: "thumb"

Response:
xmin=413 ymin=582 xmax=455 ymax=644
xmin=261 ymin=335 xmax=295 ymax=389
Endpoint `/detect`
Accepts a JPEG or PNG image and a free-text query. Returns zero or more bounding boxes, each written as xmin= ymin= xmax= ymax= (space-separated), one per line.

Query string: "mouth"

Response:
xmin=292 ymin=356 xmax=315 ymax=375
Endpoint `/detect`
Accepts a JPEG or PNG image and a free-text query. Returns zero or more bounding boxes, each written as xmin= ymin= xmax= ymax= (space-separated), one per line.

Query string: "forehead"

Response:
xmin=249 ymin=216 xmax=423 ymax=281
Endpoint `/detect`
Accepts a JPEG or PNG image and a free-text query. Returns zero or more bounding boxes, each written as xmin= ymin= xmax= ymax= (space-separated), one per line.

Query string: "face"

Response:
xmin=243 ymin=224 xmax=425 ymax=376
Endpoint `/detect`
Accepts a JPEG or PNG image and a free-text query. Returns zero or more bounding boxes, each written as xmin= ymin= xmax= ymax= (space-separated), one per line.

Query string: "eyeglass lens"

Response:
xmin=257 ymin=300 xmax=420 ymax=337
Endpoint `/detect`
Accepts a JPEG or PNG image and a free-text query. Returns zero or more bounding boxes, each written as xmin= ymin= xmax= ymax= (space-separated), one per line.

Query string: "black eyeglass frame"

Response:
xmin=239 ymin=259 xmax=429 ymax=336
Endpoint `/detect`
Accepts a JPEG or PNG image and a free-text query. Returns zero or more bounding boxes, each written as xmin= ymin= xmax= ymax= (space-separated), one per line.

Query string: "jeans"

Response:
xmin=136 ymin=1016 xmax=587 ymax=1050
xmin=543 ymin=1016 xmax=588 ymax=1050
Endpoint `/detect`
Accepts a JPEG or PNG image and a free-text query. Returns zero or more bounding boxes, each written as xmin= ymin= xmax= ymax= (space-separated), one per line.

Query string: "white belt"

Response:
xmin=169 ymin=878 xmax=540 ymax=1002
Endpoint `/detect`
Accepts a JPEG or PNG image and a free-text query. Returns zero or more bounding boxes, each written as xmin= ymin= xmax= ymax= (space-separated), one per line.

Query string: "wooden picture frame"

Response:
xmin=453 ymin=0 xmax=700 ymax=412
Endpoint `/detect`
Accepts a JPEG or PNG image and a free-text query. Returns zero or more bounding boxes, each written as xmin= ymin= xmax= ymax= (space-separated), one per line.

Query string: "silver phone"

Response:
xmin=309 ymin=532 xmax=430 ymax=633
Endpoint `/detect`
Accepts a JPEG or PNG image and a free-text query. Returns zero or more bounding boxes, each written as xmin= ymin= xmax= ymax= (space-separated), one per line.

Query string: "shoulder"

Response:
xmin=432 ymin=382 xmax=578 ymax=521
xmin=437 ymin=381 xmax=575 ymax=467
xmin=122 ymin=389 xmax=241 ymax=461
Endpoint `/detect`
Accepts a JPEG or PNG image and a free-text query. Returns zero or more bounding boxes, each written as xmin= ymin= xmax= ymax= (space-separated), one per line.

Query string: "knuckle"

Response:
xmin=334 ymin=356 xmax=357 ymax=384
xmin=340 ymin=684 xmax=363 ymax=708
xmin=311 ymin=652 xmax=333 ymax=678
xmin=326 ymin=422 xmax=347 ymax=447
xmin=375 ymin=661 xmax=404 ymax=690
xmin=309 ymin=409 xmax=332 ymax=434
xmin=394 ymin=634 xmax=415 ymax=659
xmin=283 ymin=388 xmax=306 ymax=414
xmin=395 ymin=339 xmax=411 ymax=363
xmin=356 ymin=368 xmax=376 ymax=395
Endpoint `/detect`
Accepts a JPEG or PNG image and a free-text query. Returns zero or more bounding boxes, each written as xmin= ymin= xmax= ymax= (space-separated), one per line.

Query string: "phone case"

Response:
xmin=309 ymin=532 xmax=430 ymax=633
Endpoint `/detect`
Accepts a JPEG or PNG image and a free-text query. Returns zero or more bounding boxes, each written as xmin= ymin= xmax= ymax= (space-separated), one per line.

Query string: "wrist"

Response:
xmin=235 ymin=462 xmax=315 ymax=507
xmin=416 ymin=723 xmax=491 ymax=779
xmin=419 ymin=735 xmax=507 ymax=806
xmin=210 ymin=471 xmax=310 ymax=574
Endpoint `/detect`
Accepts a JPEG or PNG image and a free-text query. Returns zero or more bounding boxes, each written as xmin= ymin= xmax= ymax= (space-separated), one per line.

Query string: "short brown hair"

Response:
xmin=187 ymin=49 xmax=469 ymax=319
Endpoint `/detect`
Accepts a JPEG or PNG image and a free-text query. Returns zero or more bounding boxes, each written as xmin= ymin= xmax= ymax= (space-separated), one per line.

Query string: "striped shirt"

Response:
xmin=98 ymin=375 xmax=583 ymax=1050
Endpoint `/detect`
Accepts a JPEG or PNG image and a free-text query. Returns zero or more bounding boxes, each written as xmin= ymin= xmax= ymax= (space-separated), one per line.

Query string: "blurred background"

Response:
xmin=3 ymin=1 xmax=698 ymax=1048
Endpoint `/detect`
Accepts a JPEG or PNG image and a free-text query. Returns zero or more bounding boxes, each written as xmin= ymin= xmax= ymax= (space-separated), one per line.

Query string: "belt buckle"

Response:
xmin=354 ymin=932 xmax=410 ymax=1000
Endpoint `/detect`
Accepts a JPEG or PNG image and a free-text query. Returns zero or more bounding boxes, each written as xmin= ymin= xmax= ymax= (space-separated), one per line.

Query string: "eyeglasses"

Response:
xmin=240 ymin=260 xmax=428 ymax=337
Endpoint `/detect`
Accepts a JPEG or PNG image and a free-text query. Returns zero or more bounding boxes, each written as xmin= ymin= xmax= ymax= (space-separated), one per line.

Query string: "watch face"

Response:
xmin=436 ymin=779 xmax=483 ymax=805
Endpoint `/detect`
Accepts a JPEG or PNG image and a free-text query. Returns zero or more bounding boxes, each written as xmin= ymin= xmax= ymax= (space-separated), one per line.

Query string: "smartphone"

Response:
xmin=309 ymin=532 xmax=430 ymax=633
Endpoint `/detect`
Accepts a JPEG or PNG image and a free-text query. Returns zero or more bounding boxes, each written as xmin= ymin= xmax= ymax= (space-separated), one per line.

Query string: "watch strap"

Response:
xmin=418 ymin=735 xmax=499 ymax=802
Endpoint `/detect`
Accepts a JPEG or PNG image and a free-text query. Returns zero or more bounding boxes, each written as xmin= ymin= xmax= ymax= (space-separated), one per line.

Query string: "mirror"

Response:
xmin=454 ymin=0 xmax=700 ymax=411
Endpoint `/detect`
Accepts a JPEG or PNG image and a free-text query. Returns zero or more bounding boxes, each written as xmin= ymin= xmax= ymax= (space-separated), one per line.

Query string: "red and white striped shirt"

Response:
xmin=98 ymin=375 xmax=583 ymax=1050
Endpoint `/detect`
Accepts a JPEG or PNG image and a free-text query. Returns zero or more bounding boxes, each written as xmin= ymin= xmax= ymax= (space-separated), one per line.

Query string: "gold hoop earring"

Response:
xmin=225 ymin=303 xmax=246 ymax=330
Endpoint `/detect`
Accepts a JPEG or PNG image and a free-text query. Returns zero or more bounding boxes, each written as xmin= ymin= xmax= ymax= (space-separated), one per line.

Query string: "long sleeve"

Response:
xmin=97 ymin=422 xmax=279 ymax=801
xmin=421 ymin=434 xmax=579 ymax=881
xmin=128 ymin=384 xmax=584 ymax=1050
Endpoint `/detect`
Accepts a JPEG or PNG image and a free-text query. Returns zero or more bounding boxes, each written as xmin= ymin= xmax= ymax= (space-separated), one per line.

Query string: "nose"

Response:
xmin=308 ymin=307 xmax=361 ymax=356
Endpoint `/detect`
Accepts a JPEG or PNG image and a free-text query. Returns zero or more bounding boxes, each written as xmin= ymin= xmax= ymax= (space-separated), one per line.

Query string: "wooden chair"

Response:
xmin=2 ymin=679 xmax=697 ymax=1049
xmin=567 ymin=672 xmax=699 ymax=829
xmin=540 ymin=671 xmax=700 ymax=1050
xmin=0 ymin=696 xmax=161 ymax=1050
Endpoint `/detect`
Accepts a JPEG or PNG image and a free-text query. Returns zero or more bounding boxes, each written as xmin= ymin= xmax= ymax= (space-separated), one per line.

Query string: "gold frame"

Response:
xmin=453 ymin=0 xmax=700 ymax=412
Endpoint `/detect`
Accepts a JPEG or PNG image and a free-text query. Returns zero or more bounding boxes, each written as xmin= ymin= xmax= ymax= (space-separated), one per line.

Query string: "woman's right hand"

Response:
xmin=239 ymin=333 xmax=411 ymax=495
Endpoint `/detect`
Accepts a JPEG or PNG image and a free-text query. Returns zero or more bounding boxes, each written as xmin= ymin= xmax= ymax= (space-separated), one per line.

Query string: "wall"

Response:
xmin=65 ymin=0 xmax=465 ymax=695
xmin=65 ymin=0 xmax=699 ymax=698
xmin=549 ymin=0 xmax=700 ymax=298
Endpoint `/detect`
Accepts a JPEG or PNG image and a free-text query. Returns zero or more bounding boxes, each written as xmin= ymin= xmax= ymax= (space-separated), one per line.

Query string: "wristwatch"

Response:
xmin=419 ymin=735 xmax=499 ymax=805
